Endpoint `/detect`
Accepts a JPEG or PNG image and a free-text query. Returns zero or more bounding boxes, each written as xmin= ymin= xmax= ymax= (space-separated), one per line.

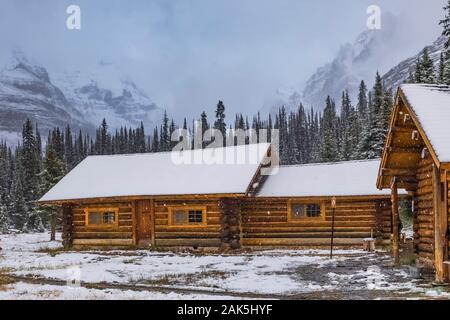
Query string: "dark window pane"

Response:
xmin=89 ymin=212 xmax=102 ymax=225
xmin=173 ymin=211 xmax=187 ymax=225
xmin=102 ymin=212 xmax=116 ymax=224
xmin=188 ymin=210 xmax=203 ymax=223
xmin=292 ymin=204 xmax=306 ymax=219
xmin=307 ymin=204 xmax=321 ymax=218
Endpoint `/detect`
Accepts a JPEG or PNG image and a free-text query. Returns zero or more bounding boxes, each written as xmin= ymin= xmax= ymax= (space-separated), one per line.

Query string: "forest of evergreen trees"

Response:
xmin=1 ymin=1 xmax=450 ymax=233
xmin=0 ymin=72 xmax=393 ymax=232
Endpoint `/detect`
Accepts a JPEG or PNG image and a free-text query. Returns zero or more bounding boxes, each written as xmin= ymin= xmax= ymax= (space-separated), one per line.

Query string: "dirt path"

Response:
xmin=8 ymin=274 xmax=289 ymax=300
xmin=7 ymin=273 xmax=436 ymax=300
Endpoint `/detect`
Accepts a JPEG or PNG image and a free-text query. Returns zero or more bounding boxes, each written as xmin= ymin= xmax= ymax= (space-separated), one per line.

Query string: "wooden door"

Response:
xmin=136 ymin=200 xmax=154 ymax=246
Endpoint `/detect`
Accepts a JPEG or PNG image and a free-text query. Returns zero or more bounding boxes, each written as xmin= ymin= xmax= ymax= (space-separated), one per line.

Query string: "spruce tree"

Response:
xmin=40 ymin=144 xmax=66 ymax=240
xmin=21 ymin=119 xmax=40 ymax=204
xmin=200 ymin=111 xmax=209 ymax=148
xmin=160 ymin=111 xmax=170 ymax=151
xmin=439 ymin=52 xmax=446 ymax=84
xmin=65 ymin=125 xmax=75 ymax=170
xmin=340 ymin=91 xmax=357 ymax=161
xmin=440 ymin=1 xmax=450 ymax=84
xmin=414 ymin=57 xmax=423 ymax=83
xmin=214 ymin=101 xmax=227 ymax=146
xmin=420 ymin=48 xmax=436 ymax=84
xmin=320 ymin=96 xmax=338 ymax=162
xmin=11 ymin=153 xmax=28 ymax=231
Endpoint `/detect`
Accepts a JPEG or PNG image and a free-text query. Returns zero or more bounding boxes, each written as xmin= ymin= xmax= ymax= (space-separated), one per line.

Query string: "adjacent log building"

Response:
xmin=245 ymin=160 xmax=397 ymax=248
xmin=377 ymin=84 xmax=450 ymax=283
xmin=39 ymin=143 xmax=397 ymax=252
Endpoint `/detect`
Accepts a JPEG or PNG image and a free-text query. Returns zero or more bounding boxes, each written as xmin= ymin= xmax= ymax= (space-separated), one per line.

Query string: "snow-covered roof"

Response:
xmin=400 ymin=84 xmax=450 ymax=162
xmin=39 ymin=143 xmax=271 ymax=202
xmin=257 ymin=159 xmax=393 ymax=197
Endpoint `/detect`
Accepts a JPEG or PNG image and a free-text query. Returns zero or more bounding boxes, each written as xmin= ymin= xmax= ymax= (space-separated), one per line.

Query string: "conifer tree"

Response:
xmin=420 ymin=48 xmax=436 ymax=84
xmin=11 ymin=152 xmax=28 ymax=230
xmin=440 ymin=1 xmax=450 ymax=84
xmin=214 ymin=101 xmax=227 ymax=146
xmin=340 ymin=91 xmax=357 ymax=161
xmin=439 ymin=52 xmax=446 ymax=84
xmin=414 ymin=57 xmax=423 ymax=83
xmin=200 ymin=111 xmax=209 ymax=149
xmin=320 ymin=96 xmax=338 ymax=162
xmin=40 ymin=144 xmax=66 ymax=240
xmin=21 ymin=120 xmax=40 ymax=203
xmin=160 ymin=111 xmax=170 ymax=151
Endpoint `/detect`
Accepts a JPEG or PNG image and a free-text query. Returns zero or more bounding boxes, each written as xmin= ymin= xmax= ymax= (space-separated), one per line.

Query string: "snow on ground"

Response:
xmin=0 ymin=282 xmax=237 ymax=300
xmin=0 ymin=233 xmax=449 ymax=300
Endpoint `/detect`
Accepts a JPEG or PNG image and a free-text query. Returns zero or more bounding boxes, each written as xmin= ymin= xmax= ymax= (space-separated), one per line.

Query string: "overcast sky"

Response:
xmin=0 ymin=0 xmax=446 ymax=119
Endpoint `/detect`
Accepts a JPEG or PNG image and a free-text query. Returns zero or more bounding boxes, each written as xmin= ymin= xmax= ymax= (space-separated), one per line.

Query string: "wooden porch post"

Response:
xmin=150 ymin=199 xmax=156 ymax=247
xmin=433 ymin=165 xmax=448 ymax=283
xmin=391 ymin=177 xmax=400 ymax=264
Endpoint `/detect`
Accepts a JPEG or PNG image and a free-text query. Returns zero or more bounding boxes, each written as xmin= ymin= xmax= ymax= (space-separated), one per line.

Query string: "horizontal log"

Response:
xmin=155 ymin=232 xmax=221 ymax=239
xmin=242 ymin=227 xmax=373 ymax=233
xmin=74 ymin=232 xmax=133 ymax=239
xmin=388 ymin=147 xmax=423 ymax=154
xmin=242 ymin=238 xmax=366 ymax=247
xmin=155 ymin=239 xmax=221 ymax=247
xmin=74 ymin=226 xmax=132 ymax=233
xmin=155 ymin=226 xmax=221 ymax=233
xmin=243 ymin=232 xmax=371 ymax=239
xmin=418 ymin=243 xmax=434 ymax=254
xmin=242 ymin=221 xmax=376 ymax=228
xmin=72 ymin=239 xmax=133 ymax=246
xmin=382 ymin=168 xmax=416 ymax=177
xmin=418 ymin=229 xmax=434 ymax=237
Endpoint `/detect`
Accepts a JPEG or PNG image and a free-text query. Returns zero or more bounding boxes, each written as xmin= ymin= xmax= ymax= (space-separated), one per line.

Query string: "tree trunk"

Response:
xmin=50 ymin=212 xmax=56 ymax=241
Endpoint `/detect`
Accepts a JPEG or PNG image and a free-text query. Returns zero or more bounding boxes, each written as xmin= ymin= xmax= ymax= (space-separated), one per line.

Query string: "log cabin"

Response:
xmin=39 ymin=143 xmax=398 ymax=252
xmin=377 ymin=84 xmax=450 ymax=283
xmin=245 ymin=160 xmax=397 ymax=248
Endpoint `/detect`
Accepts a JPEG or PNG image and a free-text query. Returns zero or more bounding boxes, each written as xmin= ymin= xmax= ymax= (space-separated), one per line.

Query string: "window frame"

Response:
xmin=287 ymin=200 xmax=325 ymax=222
xmin=168 ymin=206 xmax=207 ymax=228
xmin=85 ymin=207 xmax=120 ymax=229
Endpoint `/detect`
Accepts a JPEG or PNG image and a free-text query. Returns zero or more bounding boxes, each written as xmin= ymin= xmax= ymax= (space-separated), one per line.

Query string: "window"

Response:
xmin=289 ymin=202 xmax=323 ymax=221
xmin=102 ymin=212 xmax=116 ymax=224
xmin=189 ymin=210 xmax=203 ymax=223
xmin=169 ymin=207 xmax=206 ymax=227
xmin=86 ymin=208 xmax=118 ymax=228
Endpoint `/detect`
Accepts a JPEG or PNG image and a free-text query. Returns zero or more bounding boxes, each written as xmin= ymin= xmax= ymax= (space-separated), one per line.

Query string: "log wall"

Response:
xmin=240 ymin=197 xmax=392 ymax=248
xmin=71 ymin=202 xmax=134 ymax=247
xmin=154 ymin=199 xmax=222 ymax=248
xmin=414 ymin=158 xmax=435 ymax=265
xmin=447 ymin=175 xmax=450 ymax=261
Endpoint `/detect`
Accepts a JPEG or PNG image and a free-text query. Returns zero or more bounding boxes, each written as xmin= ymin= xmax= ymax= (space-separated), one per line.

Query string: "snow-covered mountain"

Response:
xmin=52 ymin=64 xmax=163 ymax=131
xmin=0 ymin=51 xmax=163 ymax=145
xmin=301 ymin=15 xmax=399 ymax=109
xmin=0 ymin=51 xmax=90 ymax=143
xmin=382 ymin=36 xmax=446 ymax=91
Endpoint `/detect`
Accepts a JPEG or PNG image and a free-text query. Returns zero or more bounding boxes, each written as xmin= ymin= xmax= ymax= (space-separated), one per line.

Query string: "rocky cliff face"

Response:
xmin=0 ymin=52 xmax=163 ymax=144
xmin=382 ymin=36 xmax=446 ymax=91
xmin=301 ymin=15 xmax=399 ymax=109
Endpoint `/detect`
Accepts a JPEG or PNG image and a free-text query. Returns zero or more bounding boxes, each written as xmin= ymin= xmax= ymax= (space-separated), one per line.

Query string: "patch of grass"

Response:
xmin=35 ymin=247 xmax=69 ymax=257
xmin=0 ymin=268 xmax=16 ymax=290
xmin=135 ymin=274 xmax=177 ymax=286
